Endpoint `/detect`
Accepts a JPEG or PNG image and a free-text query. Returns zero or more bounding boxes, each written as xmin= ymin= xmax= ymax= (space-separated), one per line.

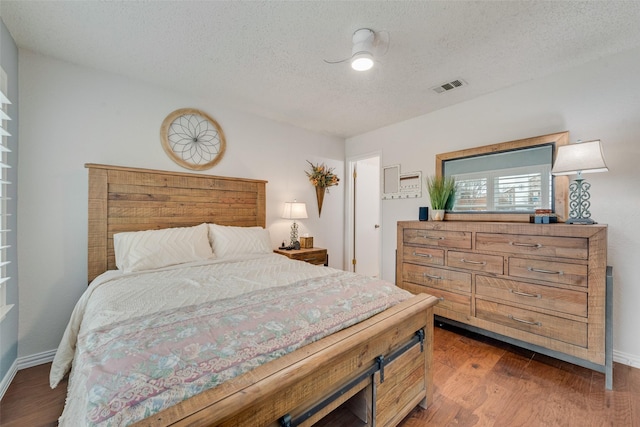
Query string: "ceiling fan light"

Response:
xmin=351 ymin=52 xmax=374 ymax=71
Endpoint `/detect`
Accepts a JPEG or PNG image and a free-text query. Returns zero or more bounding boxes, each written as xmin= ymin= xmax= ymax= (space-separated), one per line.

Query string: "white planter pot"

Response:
xmin=431 ymin=209 xmax=445 ymax=221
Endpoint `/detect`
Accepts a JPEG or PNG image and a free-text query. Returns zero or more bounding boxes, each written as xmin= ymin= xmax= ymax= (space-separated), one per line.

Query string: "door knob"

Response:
xmin=374 ymin=224 xmax=380 ymax=228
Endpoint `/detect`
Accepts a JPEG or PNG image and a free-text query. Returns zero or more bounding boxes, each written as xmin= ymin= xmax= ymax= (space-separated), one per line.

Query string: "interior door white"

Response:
xmin=354 ymin=156 xmax=381 ymax=277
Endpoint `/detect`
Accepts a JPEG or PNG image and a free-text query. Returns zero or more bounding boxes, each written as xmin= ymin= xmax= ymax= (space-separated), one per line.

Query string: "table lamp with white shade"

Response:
xmin=551 ymin=140 xmax=608 ymax=224
xmin=282 ymin=201 xmax=308 ymax=245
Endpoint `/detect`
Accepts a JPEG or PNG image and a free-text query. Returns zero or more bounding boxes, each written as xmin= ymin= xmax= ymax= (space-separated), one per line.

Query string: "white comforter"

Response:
xmin=50 ymin=254 xmax=339 ymax=425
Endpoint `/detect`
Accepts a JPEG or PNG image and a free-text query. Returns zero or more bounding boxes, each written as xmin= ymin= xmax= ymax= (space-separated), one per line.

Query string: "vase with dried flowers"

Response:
xmin=306 ymin=160 xmax=340 ymax=216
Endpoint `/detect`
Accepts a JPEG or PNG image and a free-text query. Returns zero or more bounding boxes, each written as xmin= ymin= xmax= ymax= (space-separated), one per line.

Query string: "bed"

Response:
xmin=50 ymin=163 xmax=438 ymax=427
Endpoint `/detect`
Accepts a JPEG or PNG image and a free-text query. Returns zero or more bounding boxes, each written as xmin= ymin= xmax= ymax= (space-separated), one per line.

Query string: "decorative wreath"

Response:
xmin=160 ymin=108 xmax=226 ymax=170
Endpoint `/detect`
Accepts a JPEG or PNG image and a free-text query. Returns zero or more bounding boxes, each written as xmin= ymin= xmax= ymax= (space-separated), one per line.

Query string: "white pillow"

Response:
xmin=208 ymin=224 xmax=272 ymax=258
xmin=113 ymin=223 xmax=214 ymax=273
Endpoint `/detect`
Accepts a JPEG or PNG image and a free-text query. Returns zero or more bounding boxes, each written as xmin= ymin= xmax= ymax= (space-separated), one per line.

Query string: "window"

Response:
xmin=0 ymin=67 xmax=12 ymax=321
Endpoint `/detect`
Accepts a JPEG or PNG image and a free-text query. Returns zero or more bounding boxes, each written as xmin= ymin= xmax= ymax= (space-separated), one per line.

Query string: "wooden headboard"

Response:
xmin=86 ymin=163 xmax=267 ymax=282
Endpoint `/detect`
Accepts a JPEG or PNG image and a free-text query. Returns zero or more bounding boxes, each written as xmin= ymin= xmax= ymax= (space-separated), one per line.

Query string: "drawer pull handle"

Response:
xmin=419 ymin=234 xmax=445 ymax=240
xmin=510 ymin=289 xmax=541 ymax=299
xmin=508 ymin=314 xmax=542 ymax=326
xmin=461 ymin=258 xmax=486 ymax=265
xmin=413 ymin=252 xmax=433 ymax=258
xmin=527 ymin=267 xmax=563 ymax=275
xmin=510 ymin=242 xmax=542 ymax=248
xmin=423 ymin=273 xmax=443 ymax=280
xmin=438 ymin=297 xmax=445 ymax=302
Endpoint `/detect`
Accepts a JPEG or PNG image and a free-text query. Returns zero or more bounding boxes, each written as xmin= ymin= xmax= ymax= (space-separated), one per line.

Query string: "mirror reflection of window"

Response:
xmin=445 ymin=145 xmax=553 ymax=213
xmin=444 ymin=145 xmax=553 ymax=213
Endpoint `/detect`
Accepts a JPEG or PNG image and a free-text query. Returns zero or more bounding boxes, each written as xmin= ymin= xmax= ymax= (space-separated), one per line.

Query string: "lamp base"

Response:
xmin=566 ymin=176 xmax=598 ymax=225
xmin=565 ymin=217 xmax=597 ymax=225
xmin=290 ymin=221 xmax=299 ymax=246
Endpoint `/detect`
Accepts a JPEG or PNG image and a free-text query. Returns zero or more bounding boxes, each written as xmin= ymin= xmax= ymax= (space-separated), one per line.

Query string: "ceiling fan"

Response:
xmin=324 ymin=28 xmax=390 ymax=71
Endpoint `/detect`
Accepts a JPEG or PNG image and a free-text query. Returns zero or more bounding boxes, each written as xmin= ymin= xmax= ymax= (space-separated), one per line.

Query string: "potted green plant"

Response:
xmin=426 ymin=175 xmax=456 ymax=220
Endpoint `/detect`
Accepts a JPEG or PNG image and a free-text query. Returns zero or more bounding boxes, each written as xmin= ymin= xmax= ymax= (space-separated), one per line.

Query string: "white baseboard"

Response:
xmin=613 ymin=350 xmax=640 ymax=369
xmin=0 ymin=359 xmax=17 ymax=401
xmin=0 ymin=347 xmax=637 ymax=401
xmin=16 ymin=349 xmax=57 ymax=370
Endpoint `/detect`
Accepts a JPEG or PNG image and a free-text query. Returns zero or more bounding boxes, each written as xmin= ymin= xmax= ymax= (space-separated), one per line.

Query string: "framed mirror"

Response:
xmin=436 ymin=131 xmax=569 ymax=222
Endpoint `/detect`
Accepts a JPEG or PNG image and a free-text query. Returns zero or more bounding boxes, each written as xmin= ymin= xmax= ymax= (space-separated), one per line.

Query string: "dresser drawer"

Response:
xmin=476 ymin=275 xmax=587 ymax=317
xmin=509 ymin=258 xmax=588 ymax=287
xmin=476 ymin=300 xmax=587 ymax=347
xmin=447 ymin=251 xmax=504 ymax=275
xmin=476 ymin=233 xmax=588 ymax=260
xmin=402 ymin=263 xmax=471 ymax=294
xmin=402 ymin=245 xmax=444 ymax=267
xmin=290 ymin=251 xmax=327 ymax=265
xmin=403 ymin=229 xmax=471 ymax=249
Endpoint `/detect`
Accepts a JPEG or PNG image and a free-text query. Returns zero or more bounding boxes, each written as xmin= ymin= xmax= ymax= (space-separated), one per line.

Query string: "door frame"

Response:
xmin=344 ymin=151 xmax=382 ymax=275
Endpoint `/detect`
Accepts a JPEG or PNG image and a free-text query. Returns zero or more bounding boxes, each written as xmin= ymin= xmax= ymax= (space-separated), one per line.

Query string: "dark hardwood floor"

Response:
xmin=1 ymin=324 xmax=639 ymax=426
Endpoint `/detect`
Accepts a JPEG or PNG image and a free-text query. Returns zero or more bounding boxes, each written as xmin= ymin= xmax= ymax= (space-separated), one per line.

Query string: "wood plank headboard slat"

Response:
xmin=86 ymin=164 xmax=268 ymax=283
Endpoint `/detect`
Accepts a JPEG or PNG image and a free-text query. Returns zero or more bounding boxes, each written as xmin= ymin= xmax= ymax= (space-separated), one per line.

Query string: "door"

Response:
xmin=352 ymin=155 xmax=381 ymax=277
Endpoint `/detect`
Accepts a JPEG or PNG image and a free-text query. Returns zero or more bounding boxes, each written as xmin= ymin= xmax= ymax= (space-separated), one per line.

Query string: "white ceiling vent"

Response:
xmin=431 ymin=79 xmax=467 ymax=94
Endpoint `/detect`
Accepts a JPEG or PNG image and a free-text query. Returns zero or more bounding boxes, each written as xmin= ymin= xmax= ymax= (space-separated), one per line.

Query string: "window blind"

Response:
xmin=0 ymin=79 xmax=13 ymax=321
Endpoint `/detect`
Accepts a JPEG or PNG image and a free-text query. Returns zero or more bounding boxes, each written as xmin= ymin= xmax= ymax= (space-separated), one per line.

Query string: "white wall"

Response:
xmin=346 ymin=46 xmax=640 ymax=366
xmin=17 ymin=51 xmax=345 ymax=359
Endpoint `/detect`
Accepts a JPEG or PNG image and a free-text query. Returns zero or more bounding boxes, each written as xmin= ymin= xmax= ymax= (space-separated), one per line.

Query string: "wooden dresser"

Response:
xmin=396 ymin=221 xmax=612 ymax=387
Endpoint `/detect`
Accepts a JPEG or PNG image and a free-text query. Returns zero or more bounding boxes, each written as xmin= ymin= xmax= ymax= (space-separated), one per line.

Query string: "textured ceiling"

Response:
xmin=3 ymin=1 xmax=640 ymax=138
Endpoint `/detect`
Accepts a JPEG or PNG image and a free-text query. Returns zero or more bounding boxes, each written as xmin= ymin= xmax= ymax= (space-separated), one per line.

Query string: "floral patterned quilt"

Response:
xmin=71 ymin=269 xmax=410 ymax=426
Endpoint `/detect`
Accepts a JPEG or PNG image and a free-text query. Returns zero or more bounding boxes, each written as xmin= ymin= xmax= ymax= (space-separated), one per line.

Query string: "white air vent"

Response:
xmin=431 ymin=79 xmax=466 ymax=94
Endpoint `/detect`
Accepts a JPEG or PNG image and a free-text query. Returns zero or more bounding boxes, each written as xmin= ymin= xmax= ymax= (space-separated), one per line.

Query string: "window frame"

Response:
xmin=435 ymin=131 xmax=569 ymax=222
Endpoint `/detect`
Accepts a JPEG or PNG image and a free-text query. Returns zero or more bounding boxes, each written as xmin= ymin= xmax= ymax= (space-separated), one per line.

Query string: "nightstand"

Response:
xmin=273 ymin=247 xmax=328 ymax=266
